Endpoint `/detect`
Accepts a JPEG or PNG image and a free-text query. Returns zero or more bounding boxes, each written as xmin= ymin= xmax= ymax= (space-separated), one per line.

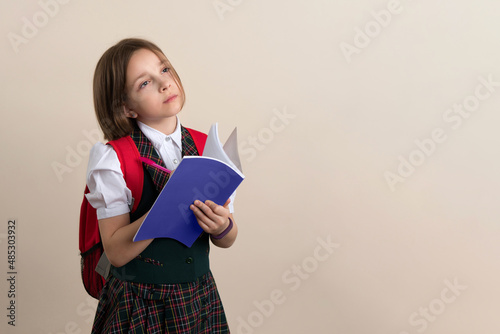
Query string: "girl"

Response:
xmin=86 ymin=38 xmax=237 ymax=333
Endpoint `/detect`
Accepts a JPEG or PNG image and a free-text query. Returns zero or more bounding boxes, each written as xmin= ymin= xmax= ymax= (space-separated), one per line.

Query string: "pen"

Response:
xmin=139 ymin=157 xmax=173 ymax=174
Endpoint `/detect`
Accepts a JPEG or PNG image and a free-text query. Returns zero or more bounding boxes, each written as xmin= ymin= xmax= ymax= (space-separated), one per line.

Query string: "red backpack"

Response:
xmin=79 ymin=128 xmax=207 ymax=299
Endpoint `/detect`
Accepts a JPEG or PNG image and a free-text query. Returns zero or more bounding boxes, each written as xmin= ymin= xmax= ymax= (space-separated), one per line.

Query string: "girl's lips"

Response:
xmin=164 ymin=95 xmax=177 ymax=103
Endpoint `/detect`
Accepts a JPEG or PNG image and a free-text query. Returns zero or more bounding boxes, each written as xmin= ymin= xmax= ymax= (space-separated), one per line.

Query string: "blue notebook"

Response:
xmin=133 ymin=124 xmax=244 ymax=247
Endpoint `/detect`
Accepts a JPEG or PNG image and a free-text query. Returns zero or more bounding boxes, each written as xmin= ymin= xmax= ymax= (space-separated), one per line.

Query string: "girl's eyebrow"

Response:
xmin=131 ymin=60 xmax=167 ymax=85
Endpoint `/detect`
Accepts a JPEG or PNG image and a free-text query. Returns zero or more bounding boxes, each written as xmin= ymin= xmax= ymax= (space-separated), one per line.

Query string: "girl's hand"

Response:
xmin=190 ymin=199 xmax=238 ymax=247
xmin=190 ymin=199 xmax=231 ymax=235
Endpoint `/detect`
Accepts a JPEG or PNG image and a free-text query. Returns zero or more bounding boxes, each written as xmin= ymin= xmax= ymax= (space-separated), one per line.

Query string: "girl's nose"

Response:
xmin=160 ymin=77 xmax=171 ymax=91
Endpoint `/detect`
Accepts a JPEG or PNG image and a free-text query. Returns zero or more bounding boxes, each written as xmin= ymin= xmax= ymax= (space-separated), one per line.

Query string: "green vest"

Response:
xmin=111 ymin=125 xmax=210 ymax=284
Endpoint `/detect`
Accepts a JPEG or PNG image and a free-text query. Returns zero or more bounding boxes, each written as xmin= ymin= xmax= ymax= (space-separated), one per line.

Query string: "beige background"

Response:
xmin=1 ymin=0 xmax=500 ymax=333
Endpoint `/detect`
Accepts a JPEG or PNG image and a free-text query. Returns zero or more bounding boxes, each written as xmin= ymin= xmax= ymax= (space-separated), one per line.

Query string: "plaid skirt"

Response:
xmin=91 ymin=271 xmax=229 ymax=333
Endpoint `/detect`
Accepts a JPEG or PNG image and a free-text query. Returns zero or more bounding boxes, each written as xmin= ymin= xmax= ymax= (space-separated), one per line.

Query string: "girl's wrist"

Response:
xmin=212 ymin=218 xmax=233 ymax=240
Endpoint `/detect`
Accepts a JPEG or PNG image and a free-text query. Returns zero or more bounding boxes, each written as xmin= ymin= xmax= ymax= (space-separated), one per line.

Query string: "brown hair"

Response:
xmin=93 ymin=38 xmax=185 ymax=141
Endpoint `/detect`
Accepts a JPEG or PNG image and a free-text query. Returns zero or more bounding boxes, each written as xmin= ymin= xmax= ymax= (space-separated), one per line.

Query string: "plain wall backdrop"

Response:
xmin=1 ymin=0 xmax=500 ymax=333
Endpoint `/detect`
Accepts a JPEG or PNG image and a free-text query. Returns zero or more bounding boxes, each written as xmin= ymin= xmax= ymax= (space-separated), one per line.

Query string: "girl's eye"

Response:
xmin=162 ymin=67 xmax=170 ymax=74
xmin=140 ymin=81 xmax=149 ymax=89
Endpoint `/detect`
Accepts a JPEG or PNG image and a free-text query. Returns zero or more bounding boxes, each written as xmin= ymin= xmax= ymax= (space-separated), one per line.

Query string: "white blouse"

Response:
xmin=85 ymin=118 xmax=234 ymax=220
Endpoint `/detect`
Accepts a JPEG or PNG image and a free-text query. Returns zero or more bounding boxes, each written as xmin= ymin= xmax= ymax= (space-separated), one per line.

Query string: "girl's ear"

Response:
xmin=123 ymin=104 xmax=137 ymax=119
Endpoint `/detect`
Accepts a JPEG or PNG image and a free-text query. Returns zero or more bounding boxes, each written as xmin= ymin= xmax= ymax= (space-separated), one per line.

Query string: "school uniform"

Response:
xmin=86 ymin=119 xmax=231 ymax=333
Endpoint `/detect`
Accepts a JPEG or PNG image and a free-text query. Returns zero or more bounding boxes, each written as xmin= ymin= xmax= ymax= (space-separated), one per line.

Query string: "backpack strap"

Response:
xmin=108 ymin=136 xmax=144 ymax=213
xmin=79 ymin=186 xmax=100 ymax=255
xmin=185 ymin=127 xmax=207 ymax=155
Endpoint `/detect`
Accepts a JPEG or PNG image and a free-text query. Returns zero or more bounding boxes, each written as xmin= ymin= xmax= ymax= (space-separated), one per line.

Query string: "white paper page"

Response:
xmin=203 ymin=123 xmax=242 ymax=174
xmin=223 ymin=127 xmax=242 ymax=173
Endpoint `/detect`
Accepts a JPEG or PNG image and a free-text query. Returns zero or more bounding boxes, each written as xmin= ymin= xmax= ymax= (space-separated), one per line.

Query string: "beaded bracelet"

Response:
xmin=212 ymin=218 xmax=233 ymax=240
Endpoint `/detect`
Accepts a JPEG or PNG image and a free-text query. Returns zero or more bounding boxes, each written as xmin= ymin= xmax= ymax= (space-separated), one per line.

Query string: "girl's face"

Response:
xmin=123 ymin=48 xmax=183 ymax=129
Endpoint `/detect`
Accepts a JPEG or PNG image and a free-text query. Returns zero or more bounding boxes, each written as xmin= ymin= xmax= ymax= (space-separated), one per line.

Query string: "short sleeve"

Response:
xmin=85 ymin=142 xmax=133 ymax=220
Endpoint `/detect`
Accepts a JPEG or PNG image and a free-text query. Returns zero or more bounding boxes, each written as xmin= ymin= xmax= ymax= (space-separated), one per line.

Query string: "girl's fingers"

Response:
xmin=190 ymin=200 xmax=229 ymax=232
xmin=190 ymin=201 xmax=219 ymax=228
xmin=190 ymin=205 xmax=212 ymax=229
xmin=192 ymin=200 xmax=216 ymax=220
xmin=205 ymin=200 xmax=229 ymax=216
